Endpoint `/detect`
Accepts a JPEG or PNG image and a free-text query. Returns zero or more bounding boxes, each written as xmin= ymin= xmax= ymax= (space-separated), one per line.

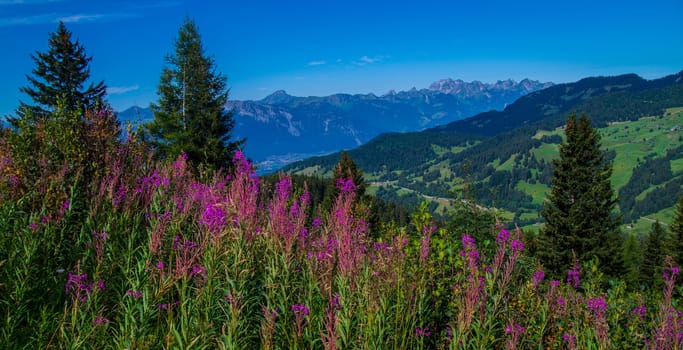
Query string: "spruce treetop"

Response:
xmin=14 ymin=21 xmax=106 ymax=124
xmin=148 ymin=17 xmax=242 ymax=169
xmin=539 ymin=113 xmax=622 ymax=278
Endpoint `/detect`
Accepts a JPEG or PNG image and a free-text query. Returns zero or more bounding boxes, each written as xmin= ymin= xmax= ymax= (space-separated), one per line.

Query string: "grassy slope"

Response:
xmin=360 ymin=108 xmax=683 ymax=235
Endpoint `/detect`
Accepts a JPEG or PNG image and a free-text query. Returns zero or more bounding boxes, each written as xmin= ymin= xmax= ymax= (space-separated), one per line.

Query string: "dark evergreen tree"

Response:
xmin=666 ymin=195 xmax=683 ymax=265
xmin=147 ymin=17 xmax=242 ymax=169
xmin=12 ymin=21 xmax=105 ymax=125
xmin=538 ymin=114 xmax=622 ymax=278
xmin=322 ymin=151 xmax=367 ymax=209
xmin=639 ymin=221 xmax=666 ymax=289
xmin=449 ymin=160 xmax=495 ymax=255
xmin=621 ymin=233 xmax=642 ymax=289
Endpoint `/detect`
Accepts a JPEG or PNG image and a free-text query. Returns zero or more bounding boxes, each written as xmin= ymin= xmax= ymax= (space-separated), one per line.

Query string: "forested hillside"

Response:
xmin=285 ymin=72 xmax=683 ymax=235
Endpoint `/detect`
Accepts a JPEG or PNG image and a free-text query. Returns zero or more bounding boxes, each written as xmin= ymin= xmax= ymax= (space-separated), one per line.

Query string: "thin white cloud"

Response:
xmin=353 ymin=55 xmax=386 ymax=66
xmin=360 ymin=55 xmax=380 ymax=64
xmin=308 ymin=60 xmax=326 ymax=66
xmin=107 ymin=85 xmax=139 ymax=95
xmin=58 ymin=13 xmax=105 ymax=23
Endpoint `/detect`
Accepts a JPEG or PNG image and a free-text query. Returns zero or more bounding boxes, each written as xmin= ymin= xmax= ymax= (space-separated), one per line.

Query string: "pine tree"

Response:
xmin=538 ymin=114 xmax=622 ymax=278
xmin=322 ymin=151 xmax=367 ymax=209
xmin=12 ymin=21 xmax=105 ymax=125
xmin=666 ymin=195 xmax=683 ymax=265
xmin=147 ymin=17 xmax=242 ymax=169
xmin=639 ymin=221 xmax=666 ymax=289
xmin=621 ymin=233 xmax=642 ymax=289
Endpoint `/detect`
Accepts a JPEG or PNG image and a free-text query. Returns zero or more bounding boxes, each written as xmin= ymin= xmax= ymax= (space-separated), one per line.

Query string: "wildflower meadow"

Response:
xmin=0 ymin=110 xmax=682 ymax=349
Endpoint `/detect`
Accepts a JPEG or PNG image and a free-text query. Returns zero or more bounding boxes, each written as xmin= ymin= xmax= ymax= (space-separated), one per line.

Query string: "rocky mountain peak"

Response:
xmin=261 ymin=90 xmax=293 ymax=105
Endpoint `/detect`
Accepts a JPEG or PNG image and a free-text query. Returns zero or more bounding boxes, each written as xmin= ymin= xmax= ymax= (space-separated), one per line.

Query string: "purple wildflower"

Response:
xmin=496 ymin=229 xmax=510 ymax=244
xmin=567 ymin=264 xmax=580 ymax=288
xmin=65 ymin=273 xmax=93 ymax=303
xmin=532 ymin=270 xmax=545 ymax=288
xmin=511 ymin=239 xmax=524 ymax=253
xmin=96 ymin=279 xmax=106 ymax=291
xmin=336 ymin=177 xmax=356 ymax=194
xmin=201 ymin=204 xmax=226 ymax=233
xmin=563 ymin=333 xmax=577 ymax=349
xmin=93 ymin=316 xmax=110 ymax=325
xmin=415 ymin=326 xmax=431 ymax=337
xmin=125 ymin=290 xmax=143 ymax=298
xmin=312 ymin=216 xmax=323 ymax=229
xmin=587 ymin=296 xmax=608 ymax=314
xmin=190 ymin=265 xmax=207 ymax=278
xmin=632 ymin=305 xmax=647 ymax=321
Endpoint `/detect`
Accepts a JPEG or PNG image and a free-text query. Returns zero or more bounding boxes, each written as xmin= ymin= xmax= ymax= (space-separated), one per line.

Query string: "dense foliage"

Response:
xmin=147 ymin=18 xmax=242 ymax=170
xmin=11 ymin=21 xmax=106 ymax=125
xmin=2 ymin=122 xmax=683 ymax=348
xmin=538 ymin=114 xmax=622 ymax=278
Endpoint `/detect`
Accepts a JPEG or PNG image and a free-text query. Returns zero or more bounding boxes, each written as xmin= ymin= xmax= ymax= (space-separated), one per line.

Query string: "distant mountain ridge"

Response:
xmin=116 ymin=78 xmax=552 ymax=172
xmin=228 ymin=78 xmax=551 ymax=170
xmin=283 ymin=70 xmax=683 ymax=232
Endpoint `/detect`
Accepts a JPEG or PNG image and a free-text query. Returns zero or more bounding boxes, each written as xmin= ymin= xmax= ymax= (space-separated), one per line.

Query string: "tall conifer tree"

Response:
xmin=639 ymin=221 xmax=666 ymax=289
xmin=666 ymin=195 xmax=683 ymax=265
xmin=12 ymin=21 xmax=106 ymax=125
xmin=147 ymin=17 xmax=242 ymax=169
xmin=538 ymin=114 xmax=622 ymax=278
xmin=322 ymin=151 xmax=366 ymax=208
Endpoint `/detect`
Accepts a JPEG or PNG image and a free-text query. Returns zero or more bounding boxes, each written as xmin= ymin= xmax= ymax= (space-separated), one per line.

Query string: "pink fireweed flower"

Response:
xmin=587 ymin=296 xmax=608 ymax=314
xmin=420 ymin=224 xmax=435 ymax=264
xmin=663 ymin=263 xmax=681 ymax=281
xmin=511 ymin=239 xmax=524 ymax=253
xmin=190 ymin=265 xmax=207 ymax=278
xmin=65 ymin=273 xmax=93 ymax=303
xmin=461 ymin=234 xmax=476 ymax=248
xmin=312 ymin=216 xmax=323 ymax=229
xmin=173 ymin=152 xmax=188 ymax=176
xmin=125 ymin=290 xmax=143 ymax=298
xmin=92 ymin=231 xmax=108 ymax=263
xmin=496 ymin=229 xmax=510 ymax=244
xmin=563 ymin=333 xmax=578 ymax=350
xmin=336 ymin=177 xmax=356 ymax=194
xmin=567 ymin=264 xmax=580 ymax=288
xmin=586 ymin=295 xmax=610 ymax=347
xmin=156 ymin=261 xmax=164 ymax=270
xmin=632 ymin=305 xmax=647 ymax=321
xmin=233 ymin=150 xmax=251 ymax=175
xmin=93 ymin=316 xmax=110 ymax=325
xmin=460 ymin=235 xmax=480 ymax=273
xmin=112 ymin=185 xmax=127 ymax=208
xmin=415 ymin=326 xmax=431 ymax=337
xmin=201 ymin=203 xmax=226 ymax=234
xmin=532 ymin=270 xmax=545 ymax=288
xmin=505 ymin=323 xmax=525 ymax=349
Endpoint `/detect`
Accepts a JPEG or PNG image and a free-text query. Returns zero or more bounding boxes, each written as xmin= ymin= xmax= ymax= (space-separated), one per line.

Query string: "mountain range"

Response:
xmin=117 ymin=78 xmax=552 ymax=171
xmin=283 ymin=71 xmax=683 ymax=235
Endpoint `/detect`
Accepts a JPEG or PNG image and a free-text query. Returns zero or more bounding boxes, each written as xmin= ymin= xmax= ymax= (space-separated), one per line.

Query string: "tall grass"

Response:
xmin=0 ymin=120 xmax=681 ymax=349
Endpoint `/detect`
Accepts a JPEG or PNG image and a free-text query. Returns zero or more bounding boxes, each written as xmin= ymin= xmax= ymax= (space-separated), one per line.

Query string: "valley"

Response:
xmin=285 ymin=72 xmax=683 ymax=238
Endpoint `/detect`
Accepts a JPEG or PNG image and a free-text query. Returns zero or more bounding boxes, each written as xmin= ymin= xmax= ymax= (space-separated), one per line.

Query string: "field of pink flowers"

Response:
xmin=0 ymin=114 xmax=681 ymax=349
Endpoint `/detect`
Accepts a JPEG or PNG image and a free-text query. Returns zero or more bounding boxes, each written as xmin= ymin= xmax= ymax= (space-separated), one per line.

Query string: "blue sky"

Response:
xmin=0 ymin=0 xmax=681 ymax=117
